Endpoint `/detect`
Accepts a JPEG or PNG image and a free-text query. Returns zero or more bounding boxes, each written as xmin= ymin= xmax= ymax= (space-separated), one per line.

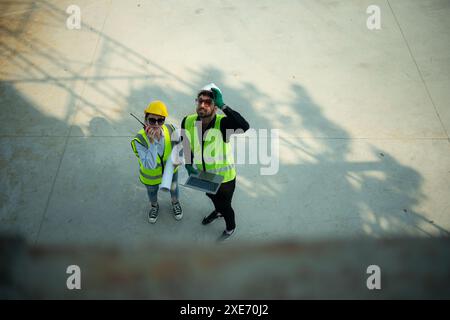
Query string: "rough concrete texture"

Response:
xmin=1 ymin=0 xmax=450 ymax=298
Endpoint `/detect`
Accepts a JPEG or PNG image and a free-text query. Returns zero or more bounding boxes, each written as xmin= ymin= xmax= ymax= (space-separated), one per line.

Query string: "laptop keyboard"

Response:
xmin=187 ymin=177 xmax=219 ymax=193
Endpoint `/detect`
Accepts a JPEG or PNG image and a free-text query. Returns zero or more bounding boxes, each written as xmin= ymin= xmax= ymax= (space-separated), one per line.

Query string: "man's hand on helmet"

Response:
xmin=211 ymin=88 xmax=225 ymax=109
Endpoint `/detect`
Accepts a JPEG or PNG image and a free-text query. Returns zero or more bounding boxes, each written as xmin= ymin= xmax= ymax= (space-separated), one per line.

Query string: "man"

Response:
xmin=131 ymin=100 xmax=183 ymax=224
xmin=181 ymin=84 xmax=249 ymax=241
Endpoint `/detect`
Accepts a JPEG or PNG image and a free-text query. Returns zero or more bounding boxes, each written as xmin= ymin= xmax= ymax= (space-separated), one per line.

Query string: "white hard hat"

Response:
xmin=199 ymin=83 xmax=222 ymax=95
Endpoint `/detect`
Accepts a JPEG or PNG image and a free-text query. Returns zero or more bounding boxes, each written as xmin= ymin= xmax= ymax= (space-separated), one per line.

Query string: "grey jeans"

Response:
xmin=145 ymin=171 xmax=179 ymax=204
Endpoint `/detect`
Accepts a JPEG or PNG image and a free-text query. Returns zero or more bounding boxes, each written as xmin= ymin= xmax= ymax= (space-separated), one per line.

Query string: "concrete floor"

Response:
xmin=1 ymin=0 xmax=450 ymax=247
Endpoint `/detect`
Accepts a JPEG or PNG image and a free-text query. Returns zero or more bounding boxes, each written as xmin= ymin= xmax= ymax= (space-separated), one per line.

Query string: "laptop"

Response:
xmin=182 ymin=171 xmax=224 ymax=194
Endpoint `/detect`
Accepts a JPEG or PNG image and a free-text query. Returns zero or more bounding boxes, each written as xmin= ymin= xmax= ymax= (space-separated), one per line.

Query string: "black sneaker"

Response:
xmin=148 ymin=203 xmax=159 ymax=224
xmin=202 ymin=211 xmax=222 ymax=225
xmin=172 ymin=201 xmax=183 ymax=221
xmin=217 ymin=229 xmax=235 ymax=242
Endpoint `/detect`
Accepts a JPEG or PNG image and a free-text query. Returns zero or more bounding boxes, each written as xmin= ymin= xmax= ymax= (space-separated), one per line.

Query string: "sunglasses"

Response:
xmin=146 ymin=117 xmax=165 ymax=125
xmin=196 ymin=98 xmax=214 ymax=106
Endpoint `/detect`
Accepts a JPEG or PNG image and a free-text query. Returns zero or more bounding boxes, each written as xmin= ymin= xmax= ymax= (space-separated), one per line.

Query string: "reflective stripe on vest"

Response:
xmin=134 ymin=134 xmax=148 ymax=149
xmin=139 ymin=169 xmax=162 ymax=181
xmin=207 ymin=164 xmax=236 ymax=174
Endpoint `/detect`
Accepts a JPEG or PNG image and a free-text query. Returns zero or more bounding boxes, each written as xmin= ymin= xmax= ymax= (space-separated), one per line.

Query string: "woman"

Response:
xmin=131 ymin=100 xmax=183 ymax=223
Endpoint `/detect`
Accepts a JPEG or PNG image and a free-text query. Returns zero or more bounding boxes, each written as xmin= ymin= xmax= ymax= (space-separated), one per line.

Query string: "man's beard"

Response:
xmin=197 ymin=108 xmax=213 ymax=118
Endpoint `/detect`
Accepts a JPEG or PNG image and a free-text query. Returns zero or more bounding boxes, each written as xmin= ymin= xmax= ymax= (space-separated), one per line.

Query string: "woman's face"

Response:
xmin=145 ymin=113 xmax=165 ymax=128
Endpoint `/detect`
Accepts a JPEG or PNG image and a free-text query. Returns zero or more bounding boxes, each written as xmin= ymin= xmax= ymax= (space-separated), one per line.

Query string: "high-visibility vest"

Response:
xmin=131 ymin=124 xmax=178 ymax=186
xmin=184 ymin=114 xmax=236 ymax=183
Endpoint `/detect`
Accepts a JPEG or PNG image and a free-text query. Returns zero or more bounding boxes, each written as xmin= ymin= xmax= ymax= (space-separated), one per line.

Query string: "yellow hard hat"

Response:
xmin=144 ymin=100 xmax=168 ymax=117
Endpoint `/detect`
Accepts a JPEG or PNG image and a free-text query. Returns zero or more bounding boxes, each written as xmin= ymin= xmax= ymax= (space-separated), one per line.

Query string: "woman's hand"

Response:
xmin=144 ymin=124 xmax=154 ymax=143
xmin=145 ymin=125 xmax=162 ymax=143
xmin=152 ymin=127 xmax=162 ymax=140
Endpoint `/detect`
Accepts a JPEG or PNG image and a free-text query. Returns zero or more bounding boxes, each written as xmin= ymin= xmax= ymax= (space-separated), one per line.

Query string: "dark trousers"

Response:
xmin=206 ymin=178 xmax=236 ymax=231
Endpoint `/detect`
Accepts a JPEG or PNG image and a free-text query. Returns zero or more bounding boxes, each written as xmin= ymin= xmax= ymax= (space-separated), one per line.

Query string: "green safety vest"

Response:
xmin=184 ymin=114 xmax=236 ymax=183
xmin=131 ymin=124 xmax=178 ymax=186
